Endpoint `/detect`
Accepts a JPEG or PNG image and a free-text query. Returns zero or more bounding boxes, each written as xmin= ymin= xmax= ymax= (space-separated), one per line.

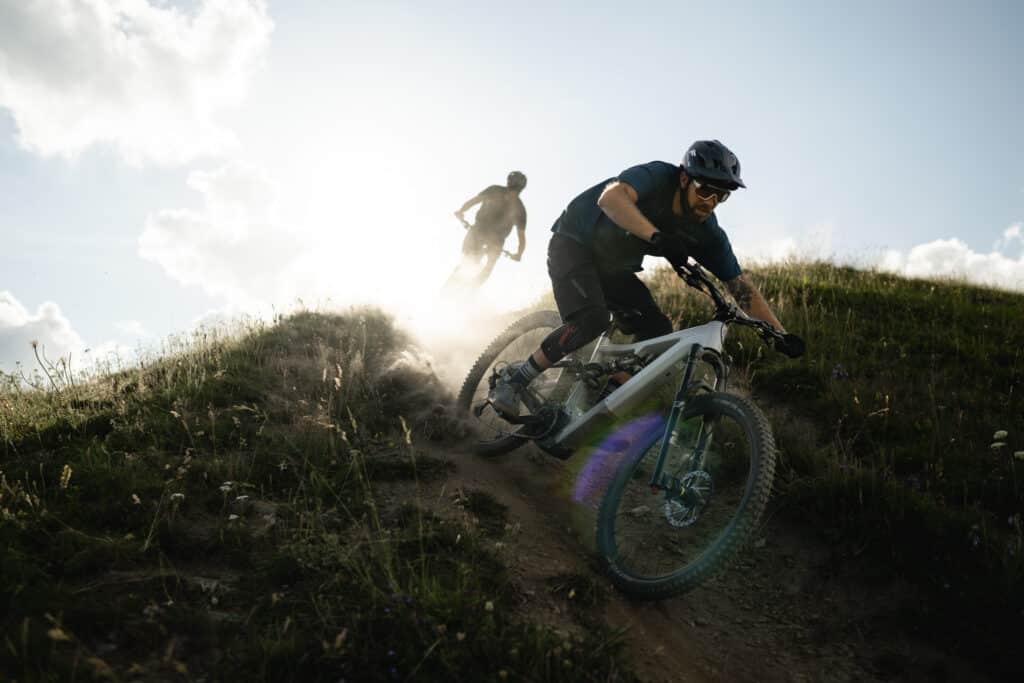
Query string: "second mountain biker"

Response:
xmin=453 ymin=170 xmax=528 ymax=286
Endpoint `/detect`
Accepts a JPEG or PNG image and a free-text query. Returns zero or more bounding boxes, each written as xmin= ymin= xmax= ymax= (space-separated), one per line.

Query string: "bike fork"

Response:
xmin=647 ymin=345 xmax=708 ymax=493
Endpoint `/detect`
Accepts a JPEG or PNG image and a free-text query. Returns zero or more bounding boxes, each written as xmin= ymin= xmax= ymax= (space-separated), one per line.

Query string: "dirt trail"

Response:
xmin=419 ymin=440 xmax=992 ymax=683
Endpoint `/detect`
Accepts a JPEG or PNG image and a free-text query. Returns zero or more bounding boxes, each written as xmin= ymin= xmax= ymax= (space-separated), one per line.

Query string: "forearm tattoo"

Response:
xmin=726 ymin=276 xmax=755 ymax=310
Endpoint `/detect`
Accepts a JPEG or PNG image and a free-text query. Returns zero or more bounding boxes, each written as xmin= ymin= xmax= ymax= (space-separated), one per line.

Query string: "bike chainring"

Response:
xmin=663 ymin=470 xmax=713 ymax=528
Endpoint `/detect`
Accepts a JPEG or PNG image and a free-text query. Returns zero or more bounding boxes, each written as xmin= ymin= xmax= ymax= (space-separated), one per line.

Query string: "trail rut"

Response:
xmin=412 ymin=439 xmax=992 ymax=683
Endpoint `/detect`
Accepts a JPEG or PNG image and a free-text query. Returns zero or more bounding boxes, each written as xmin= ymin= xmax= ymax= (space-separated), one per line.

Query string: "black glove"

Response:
xmin=649 ymin=230 xmax=688 ymax=264
xmin=774 ymin=333 xmax=806 ymax=358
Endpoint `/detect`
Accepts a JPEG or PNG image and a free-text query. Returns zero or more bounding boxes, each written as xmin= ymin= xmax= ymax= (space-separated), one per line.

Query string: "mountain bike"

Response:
xmin=456 ymin=260 xmax=804 ymax=599
xmin=442 ymin=217 xmax=517 ymax=292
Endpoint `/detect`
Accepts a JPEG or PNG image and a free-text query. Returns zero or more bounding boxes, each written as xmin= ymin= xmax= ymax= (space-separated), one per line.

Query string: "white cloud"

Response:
xmin=994 ymin=223 xmax=1023 ymax=255
xmin=0 ymin=291 xmax=85 ymax=374
xmin=876 ymin=227 xmax=1024 ymax=292
xmin=138 ymin=159 xmax=458 ymax=311
xmin=0 ymin=0 xmax=272 ymax=165
xmin=138 ymin=161 xmax=302 ymax=304
xmin=732 ymin=221 xmax=835 ymax=265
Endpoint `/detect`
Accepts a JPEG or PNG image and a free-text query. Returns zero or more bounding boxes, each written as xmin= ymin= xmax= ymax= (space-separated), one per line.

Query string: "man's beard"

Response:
xmin=678 ymin=181 xmax=711 ymax=225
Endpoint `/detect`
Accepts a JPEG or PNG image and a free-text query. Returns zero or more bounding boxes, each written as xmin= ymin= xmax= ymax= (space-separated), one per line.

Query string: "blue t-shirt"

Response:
xmin=551 ymin=161 xmax=742 ymax=280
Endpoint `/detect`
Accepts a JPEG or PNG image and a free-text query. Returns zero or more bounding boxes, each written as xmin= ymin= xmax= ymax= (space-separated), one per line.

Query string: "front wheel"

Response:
xmin=456 ymin=310 xmax=570 ymax=457
xmin=595 ymin=391 xmax=776 ymax=599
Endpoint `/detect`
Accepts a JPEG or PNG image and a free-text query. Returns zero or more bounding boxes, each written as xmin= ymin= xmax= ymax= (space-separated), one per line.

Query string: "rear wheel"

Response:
xmin=595 ymin=391 xmax=776 ymax=599
xmin=456 ymin=310 xmax=571 ymax=457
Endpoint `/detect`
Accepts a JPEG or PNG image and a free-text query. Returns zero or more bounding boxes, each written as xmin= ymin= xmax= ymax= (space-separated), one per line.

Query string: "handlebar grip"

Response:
xmin=773 ymin=332 xmax=806 ymax=358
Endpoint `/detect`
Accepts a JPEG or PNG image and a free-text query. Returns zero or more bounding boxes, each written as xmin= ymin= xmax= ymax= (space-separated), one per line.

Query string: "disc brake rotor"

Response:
xmin=663 ymin=470 xmax=713 ymax=528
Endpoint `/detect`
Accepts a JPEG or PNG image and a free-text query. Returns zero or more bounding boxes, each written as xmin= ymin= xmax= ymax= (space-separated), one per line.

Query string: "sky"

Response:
xmin=1 ymin=0 xmax=1022 ymax=375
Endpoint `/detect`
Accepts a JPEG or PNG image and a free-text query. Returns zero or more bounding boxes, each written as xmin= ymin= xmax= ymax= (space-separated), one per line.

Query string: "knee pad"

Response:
xmin=541 ymin=306 xmax=609 ymax=361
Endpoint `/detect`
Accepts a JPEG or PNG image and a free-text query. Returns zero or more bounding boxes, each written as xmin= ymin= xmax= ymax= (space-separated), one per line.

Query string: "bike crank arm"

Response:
xmin=472 ymin=398 xmax=546 ymax=425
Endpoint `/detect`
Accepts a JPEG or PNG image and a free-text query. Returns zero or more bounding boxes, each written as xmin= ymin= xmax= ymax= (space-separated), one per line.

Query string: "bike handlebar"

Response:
xmin=670 ymin=259 xmax=805 ymax=357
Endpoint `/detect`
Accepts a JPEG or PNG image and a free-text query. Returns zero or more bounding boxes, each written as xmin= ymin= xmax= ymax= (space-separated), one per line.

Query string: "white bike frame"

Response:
xmin=546 ymin=320 xmax=729 ymax=450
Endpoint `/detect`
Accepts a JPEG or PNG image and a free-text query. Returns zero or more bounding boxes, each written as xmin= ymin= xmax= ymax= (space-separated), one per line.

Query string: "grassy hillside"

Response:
xmin=2 ymin=261 xmax=1023 ymax=680
xmin=0 ymin=310 xmax=632 ymax=682
xmin=648 ymin=260 xmax=1024 ymax=675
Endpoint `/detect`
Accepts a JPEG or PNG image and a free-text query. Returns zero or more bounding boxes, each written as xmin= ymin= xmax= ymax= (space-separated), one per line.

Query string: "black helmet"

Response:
xmin=682 ymin=140 xmax=745 ymax=189
xmin=507 ymin=170 xmax=527 ymax=190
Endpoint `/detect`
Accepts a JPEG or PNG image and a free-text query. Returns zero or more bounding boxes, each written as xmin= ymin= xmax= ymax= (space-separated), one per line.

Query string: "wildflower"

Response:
xmin=278 ymin=461 xmax=288 ymax=472
xmin=994 ymin=430 xmax=1009 ymax=440
xmin=170 ymin=492 xmax=185 ymax=502
xmin=131 ymin=494 xmax=141 ymax=505
xmin=219 ymin=481 xmax=234 ymax=493
xmin=456 ymin=632 xmax=466 ymax=641
xmin=568 ymin=589 xmax=576 ymax=599
xmin=228 ymin=514 xmax=239 ymax=521
xmin=484 ymin=601 xmax=494 ymax=612
xmin=400 ymin=416 xmax=412 ymax=445
xmin=1015 ymin=452 xmax=1024 ymax=461
xmin=334 ymin=629 xmax=348 ymax=649
xmin=991 ymin=442 xmax=1007 ymax=451
xmin=47 ymin=627 xmax=71 ymax=642
xmin=235 ymin=495 xmax=249 ymax=502
xmin=59 ymin=464 xmax=72 ymax=490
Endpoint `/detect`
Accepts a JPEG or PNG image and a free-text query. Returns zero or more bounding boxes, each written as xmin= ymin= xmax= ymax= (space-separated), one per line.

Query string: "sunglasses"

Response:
xmin=691 ymin=179 xmax=731 ymax=203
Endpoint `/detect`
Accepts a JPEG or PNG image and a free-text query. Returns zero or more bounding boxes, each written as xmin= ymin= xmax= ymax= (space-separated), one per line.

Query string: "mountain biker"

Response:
xmin=453 ymin=171 xmax=528 ymax=286
xmin=489 ymin=140 xmax=802 ymax=417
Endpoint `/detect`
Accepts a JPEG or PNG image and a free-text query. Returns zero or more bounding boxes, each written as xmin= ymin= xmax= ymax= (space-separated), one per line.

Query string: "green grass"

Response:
xmin=649 ymin=260 xmax=1024 ymax=676
xmin=4 ymin=263 xmax=1023 ymax=680
xmin=0 ymin=309 xmax=633 ymax=682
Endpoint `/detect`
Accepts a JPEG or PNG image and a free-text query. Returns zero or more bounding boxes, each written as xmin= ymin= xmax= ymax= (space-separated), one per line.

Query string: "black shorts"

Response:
xmin=547 ymin=233 xmax=671 ymax=339
xmin=461 ymin=226 xmax=504 ymax=257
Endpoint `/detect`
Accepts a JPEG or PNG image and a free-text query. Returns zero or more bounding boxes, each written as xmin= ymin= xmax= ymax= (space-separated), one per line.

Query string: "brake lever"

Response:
xmin=672 ymin=263 xmax=706 ymax=294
